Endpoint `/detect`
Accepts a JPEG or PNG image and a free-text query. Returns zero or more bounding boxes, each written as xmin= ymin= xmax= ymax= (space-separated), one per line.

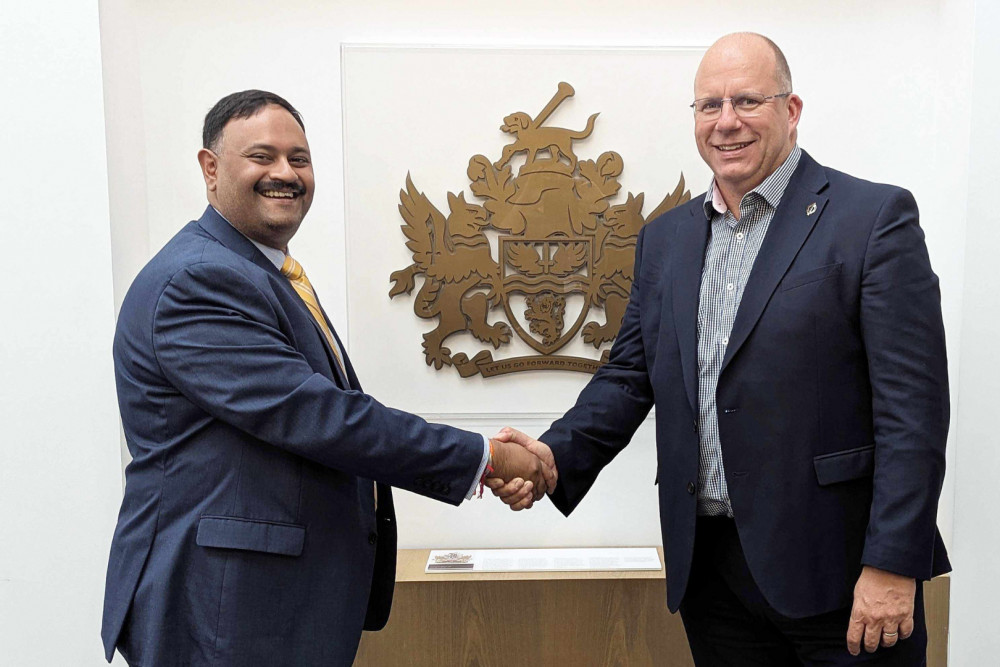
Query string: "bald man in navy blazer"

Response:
xmin=102 ymin=90 xmax=552 ymax=666
xmin=491 ymin=34 xmax=949 ymax=665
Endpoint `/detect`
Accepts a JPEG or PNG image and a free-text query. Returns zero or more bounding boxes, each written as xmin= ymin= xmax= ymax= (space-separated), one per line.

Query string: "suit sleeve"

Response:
xmin=151 ymin=261 xmax=483 ymax=505
xmin=542 ymin=227 xmax=655 ymax=516
xmin=859 ymin=188 xmax=949 ymax=579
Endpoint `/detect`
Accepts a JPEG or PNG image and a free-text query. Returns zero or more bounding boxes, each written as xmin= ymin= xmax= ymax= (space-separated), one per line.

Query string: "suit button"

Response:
xmin=692 ymin=420 xmax=698 ymax=433
xmin=687 ymin=482 xmax=696 ymax=495
xmin=368 ymin=532 xmax=378 ymax=545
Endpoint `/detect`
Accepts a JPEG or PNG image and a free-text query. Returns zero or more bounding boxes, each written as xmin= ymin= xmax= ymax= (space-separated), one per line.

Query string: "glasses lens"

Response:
xmin=694 ymin=99 xmax=723 ymax=116
xmin=732 ymin=94 xmax=766 ymax=116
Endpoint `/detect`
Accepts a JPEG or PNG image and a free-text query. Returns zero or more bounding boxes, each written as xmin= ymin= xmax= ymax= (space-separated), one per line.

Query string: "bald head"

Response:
xmin=696 ymin=33 xmax=792 ymax=95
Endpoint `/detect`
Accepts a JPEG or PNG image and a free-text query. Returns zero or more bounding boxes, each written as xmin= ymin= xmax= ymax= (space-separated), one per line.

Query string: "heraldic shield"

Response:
xmin=389 ymin=81 xmax=692 ymax=378
xmin=500 ymin=237 xmax=594 ymax=355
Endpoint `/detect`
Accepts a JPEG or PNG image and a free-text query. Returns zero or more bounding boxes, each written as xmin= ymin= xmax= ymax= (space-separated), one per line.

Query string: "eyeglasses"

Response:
xmin=690 ymin=93 xmax=792 ymax=119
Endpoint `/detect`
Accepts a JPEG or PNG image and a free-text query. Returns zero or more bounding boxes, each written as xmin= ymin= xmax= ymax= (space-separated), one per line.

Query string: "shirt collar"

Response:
xmin=702 ymin=144 xmax=802 ymax=219
xmin=212 ymin=206 xmax=287 ymax=270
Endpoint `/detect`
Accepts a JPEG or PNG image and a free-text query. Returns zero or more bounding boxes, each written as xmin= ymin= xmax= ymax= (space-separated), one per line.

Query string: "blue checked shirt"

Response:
xmin=696 ymin=145 xmax=802 ymax=516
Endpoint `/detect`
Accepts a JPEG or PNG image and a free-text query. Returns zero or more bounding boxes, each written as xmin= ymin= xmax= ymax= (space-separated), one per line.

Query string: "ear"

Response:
xmin=197 ymin=148 xmax=219 ymax=192
xmin=785 ymin=94 xmax=803 ymax=135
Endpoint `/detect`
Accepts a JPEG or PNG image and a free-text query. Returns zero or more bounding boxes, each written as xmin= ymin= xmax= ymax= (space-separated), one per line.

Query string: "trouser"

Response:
xmin=679 ymin=516 xmax=927 ymax=666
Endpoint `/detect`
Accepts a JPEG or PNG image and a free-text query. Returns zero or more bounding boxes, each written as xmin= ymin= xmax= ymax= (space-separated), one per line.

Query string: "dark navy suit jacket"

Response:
xmin=543 ymin=151 xmax=950 ymax=618
xmin=102 ymin=206 xmax=483 ymax=665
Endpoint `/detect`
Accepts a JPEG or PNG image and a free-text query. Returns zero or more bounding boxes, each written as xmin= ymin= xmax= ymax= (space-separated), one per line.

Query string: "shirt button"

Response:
xmin=736 ymin=232 xmax=745 ymax=240
xmin=722 ymin=337 xmax=729 ymax=345
xmin=368 ymin=532 xmax=378 ymax=545
xmin=726 ymin=283 xmax=734 ymax=291
xmin=687 ymin=482 xmax=697 ymax=495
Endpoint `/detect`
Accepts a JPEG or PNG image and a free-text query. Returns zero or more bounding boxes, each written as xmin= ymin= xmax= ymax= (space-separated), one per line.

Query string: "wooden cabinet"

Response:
xmin=356 ymin=549 xmax=949 ymax=666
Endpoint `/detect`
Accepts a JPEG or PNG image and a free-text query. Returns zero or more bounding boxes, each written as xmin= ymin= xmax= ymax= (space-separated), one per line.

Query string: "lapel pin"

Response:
xmin=806 ymin=202 xmax=817 ymax=216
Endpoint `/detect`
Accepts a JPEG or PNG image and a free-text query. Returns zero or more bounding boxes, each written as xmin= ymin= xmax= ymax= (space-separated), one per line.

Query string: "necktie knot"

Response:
xmin=281 ymin=255 xmax=305 ymax=281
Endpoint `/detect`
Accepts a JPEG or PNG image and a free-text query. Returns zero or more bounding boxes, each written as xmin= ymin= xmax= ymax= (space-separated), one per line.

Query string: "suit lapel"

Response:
xmin=196 ymin=206 xmax=351 ymax=388
xmin=671 ymin=202 xmax=709 ymax=414
xmin=720 ymin=153 xmax=829 ymax=373
xmin=305 ymin=289 xmax=353 ymax=388
xmin=286 ymin=290 xmax=351 ymax=389
xmin=330 ymin=326 xmax=361 ymax=391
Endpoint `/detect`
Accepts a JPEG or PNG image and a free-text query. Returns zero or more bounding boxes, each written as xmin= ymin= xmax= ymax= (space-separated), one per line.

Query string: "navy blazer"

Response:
xmin=102 ymin=207 xmax=483 ymax=665
xmin=543 ymin=151 xmax=950 ymax=618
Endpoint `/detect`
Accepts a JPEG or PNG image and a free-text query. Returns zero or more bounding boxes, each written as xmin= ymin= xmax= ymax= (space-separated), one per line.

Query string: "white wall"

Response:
xmin=100 ymin=0 xmax=972 ymax=552
xmin=948 ymin=0 xmax=1000 ymax=662
xmin=0 ymin=1 xmax=125 ymax=665
xmin=0 ymin=0 xmax=988 ymax=664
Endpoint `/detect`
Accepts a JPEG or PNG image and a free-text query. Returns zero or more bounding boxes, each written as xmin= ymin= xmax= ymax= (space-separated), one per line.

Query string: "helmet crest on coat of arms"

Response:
xmin=389 ymin=82 xmax=691 ymax=378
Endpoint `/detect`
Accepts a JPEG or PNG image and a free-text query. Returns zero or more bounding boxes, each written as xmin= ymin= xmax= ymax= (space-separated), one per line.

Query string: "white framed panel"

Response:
xmin=340 ymin=47 xmax=706 ymax=547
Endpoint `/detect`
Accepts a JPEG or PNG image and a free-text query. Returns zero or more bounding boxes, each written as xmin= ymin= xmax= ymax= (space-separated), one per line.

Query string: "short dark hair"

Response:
xmin=202 ymin=90 xmax=305 ymax=151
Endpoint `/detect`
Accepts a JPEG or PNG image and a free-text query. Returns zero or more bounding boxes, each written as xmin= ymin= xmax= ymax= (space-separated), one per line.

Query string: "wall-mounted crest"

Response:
xmin=389 ymin=82 xmax=690 ymax=378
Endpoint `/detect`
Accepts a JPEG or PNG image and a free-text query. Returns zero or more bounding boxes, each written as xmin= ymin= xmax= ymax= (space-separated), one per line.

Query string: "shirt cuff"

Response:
xmin=465 ymin=435 xmax=492 ymax=500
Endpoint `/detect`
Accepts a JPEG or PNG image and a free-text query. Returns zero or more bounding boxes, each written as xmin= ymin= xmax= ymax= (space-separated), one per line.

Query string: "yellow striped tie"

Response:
xmin=280 ymin=255 xmax=348 ymax=379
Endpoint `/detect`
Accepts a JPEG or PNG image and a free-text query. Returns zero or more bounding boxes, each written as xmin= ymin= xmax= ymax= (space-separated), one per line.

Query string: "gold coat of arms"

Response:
xmin=389 ymin=82 xmax=690 ymax=378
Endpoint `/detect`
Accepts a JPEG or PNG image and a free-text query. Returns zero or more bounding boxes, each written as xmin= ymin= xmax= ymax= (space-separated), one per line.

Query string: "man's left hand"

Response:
xmin=846 ymin=565 xmax=916 ymax=655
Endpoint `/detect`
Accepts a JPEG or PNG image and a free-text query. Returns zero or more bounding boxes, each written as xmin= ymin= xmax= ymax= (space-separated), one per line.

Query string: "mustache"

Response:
xmin=255 ymin=180 xmax=306 ymax=196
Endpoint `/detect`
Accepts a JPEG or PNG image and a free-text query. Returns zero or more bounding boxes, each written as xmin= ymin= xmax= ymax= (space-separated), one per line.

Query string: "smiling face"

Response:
xmin=198 ymin=104 xmax=314 ymax=250
xmin=694 ymin=35 xmax=802 ymax=208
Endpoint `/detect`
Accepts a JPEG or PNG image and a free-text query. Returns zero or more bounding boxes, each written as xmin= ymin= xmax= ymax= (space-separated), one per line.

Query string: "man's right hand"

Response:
xmin=485 ymin=428 xmax=558 ymax=510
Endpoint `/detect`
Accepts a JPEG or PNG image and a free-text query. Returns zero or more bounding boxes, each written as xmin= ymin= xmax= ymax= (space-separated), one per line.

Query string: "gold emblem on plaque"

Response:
xmin=389 ymin=82 xmax=691 ymax=378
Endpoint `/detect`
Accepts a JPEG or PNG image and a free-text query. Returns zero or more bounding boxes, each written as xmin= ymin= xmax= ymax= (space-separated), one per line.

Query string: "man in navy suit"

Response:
xmin=102 ymin=90 xmax=553 ymax=666
xmin=491 ymin=33 xmax=949 ymax=665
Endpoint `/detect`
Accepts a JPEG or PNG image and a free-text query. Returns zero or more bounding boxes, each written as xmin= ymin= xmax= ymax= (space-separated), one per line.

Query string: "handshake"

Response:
xmin=485 ymin=428 xmax=556 ymax=511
